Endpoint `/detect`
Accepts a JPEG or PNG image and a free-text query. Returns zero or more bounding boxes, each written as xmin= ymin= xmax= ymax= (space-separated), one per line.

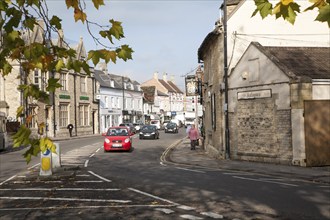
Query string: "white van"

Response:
xmin=150 ymin=120 xmax=161 ymax=130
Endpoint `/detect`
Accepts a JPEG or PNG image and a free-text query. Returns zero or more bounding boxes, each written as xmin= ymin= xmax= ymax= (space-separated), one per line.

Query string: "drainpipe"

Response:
xmin=74 ymin=73 xmax=77 ymax=136
xmin=223 ymin=0 xmax=230 ymax=159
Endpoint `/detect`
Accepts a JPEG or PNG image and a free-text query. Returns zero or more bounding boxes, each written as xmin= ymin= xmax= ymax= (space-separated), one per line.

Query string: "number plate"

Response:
xmin=112 ymin=143 xmax=122 ymax=148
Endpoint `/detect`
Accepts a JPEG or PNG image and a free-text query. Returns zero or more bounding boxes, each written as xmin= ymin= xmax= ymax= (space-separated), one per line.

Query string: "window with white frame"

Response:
xmin=80 ymin=76 xmax=86 ymax=93
xmin=79 ymin=104 xmax=89 ymax=126
xmin=27 ymin=106 xmax=37 ymax=128
xmin=60 ymin=73 xmax=67 ymax=91
xmin=111 ymin=97 xmax=114 ymax=108
xmin=59 ymin=103 xmax=69 ymax=127
xmin=104 ymin=96 xmax=108 ymax=108
xmin=33 ymin=69 xmax=48 ymax=91
xmin=117 ymin=97 xmax=120 ymax=108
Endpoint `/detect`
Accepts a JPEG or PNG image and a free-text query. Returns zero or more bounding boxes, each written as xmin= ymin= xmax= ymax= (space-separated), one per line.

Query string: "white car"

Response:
xmin=150 ymin=120 xmax=161 ymax=130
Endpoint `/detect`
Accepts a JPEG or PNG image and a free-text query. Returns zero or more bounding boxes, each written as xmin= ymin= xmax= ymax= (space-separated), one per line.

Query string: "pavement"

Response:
xmin=167 ymin=139 xmax=330 ymax=185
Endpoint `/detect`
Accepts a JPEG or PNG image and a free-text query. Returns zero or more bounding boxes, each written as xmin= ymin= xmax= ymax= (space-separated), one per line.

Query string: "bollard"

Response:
xmin=40 ymin=149 xmax=52 ymax=176
xmin=52 ymin=142 xmax=61 ymax=169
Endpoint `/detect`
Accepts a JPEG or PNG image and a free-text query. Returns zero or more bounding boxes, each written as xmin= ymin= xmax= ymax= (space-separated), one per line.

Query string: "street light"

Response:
xmin=195 ymin=66 xmax=203 ymax=128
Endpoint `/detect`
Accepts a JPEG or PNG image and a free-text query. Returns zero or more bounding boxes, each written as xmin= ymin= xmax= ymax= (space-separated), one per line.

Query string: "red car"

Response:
xmin=103 ymin=126 xmax=133 ymax=152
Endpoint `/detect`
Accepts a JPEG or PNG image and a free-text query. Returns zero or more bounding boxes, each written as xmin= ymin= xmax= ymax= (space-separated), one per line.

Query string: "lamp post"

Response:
xmin=223 ymin=0 xmax=230 ymax=159
xmin=195 ymin=66 xmax=203 ymax=128
xmin=122 ymin=76 xmax=125 ymax=124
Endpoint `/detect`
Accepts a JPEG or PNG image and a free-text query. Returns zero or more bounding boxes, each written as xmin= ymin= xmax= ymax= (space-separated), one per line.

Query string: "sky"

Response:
xmin=47 ymin=0 xmax=222 ymax=90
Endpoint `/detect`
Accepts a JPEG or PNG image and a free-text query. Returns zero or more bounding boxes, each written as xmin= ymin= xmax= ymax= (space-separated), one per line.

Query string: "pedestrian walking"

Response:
xmin=188 ymin=124 xmax=199 ymax=150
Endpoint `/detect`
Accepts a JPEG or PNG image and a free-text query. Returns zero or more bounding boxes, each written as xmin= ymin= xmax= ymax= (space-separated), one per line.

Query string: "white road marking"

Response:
xmin=200 ymin=211 xmax=224 ymax=219
xmin=89 ymin=153 xmax=95 ymax=158
xmin=28 ymin=163 xmax=40 ymax=170
xmin=175 ymin=167 xmax=205 ymax=173
xmin=76 ymin=174 xmax=90 ymax=177
xmin=0 ymin=196 xmax=131 ymax=203
xmin=128 ymin=188 xmax=180 ymax=206
xmin=232 ymin=176 xmax=298 ymax=187
xmin=0 ymin=204 xmax=176 ymax=211
xmin=88 ymin=171 xmax=112 ymax=182
xmin=154 ymin=208 xmax=175 ymax=214
xmin=0 ymin=175 xmax=17 ymax=186
xmin=177 ymin=205 xmax=195 ymax=211
xmin=95 ymin=148 xmax=100 ymax=153
xmin=0 ymin=188 xmax=120 ymax=191
xmin=84 ymin=159 xmax=89 ymax=167
xmin=17 ymin=176 xmax=26 ymax=178
xmin=223 ymin=172 xmax=253 ymax=175
xmin=180 ymin=214 xmax=203 ymax=219
xmin=75 ymin=181 xmax=103 ymax=183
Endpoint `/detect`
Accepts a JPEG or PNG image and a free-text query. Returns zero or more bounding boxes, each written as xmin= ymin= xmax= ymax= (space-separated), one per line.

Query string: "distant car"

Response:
xmin=133 ymin=122 xmax=144 ymax=132
xmin=164 ymin=122 xmax=178 ymax=133
xmin=119 ymin=123 xmax=136 ymax=134
xmin=162 ymin=120 xmax=171 ymax=128
xmin=150 ymin=120 xmax=162 ymax=130
xmin=104 ymin=126 xmax=132 ymax=152
xmin=139 ymin=125 xmax=159 ymax=139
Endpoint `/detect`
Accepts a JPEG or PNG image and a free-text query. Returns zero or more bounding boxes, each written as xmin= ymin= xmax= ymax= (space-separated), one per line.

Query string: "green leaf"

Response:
xmin=23 ymin=16 xmax=36 ymax=30
xmin=92 ymin=0 xmax=105 ymax=9
xmin=252 ymin=0 xmax=273 ymax=19
xmin=16 ymin=106 xmax=24 ymax=118
xmin=87 ymin=50 xmax=101 ymax=66
xmin=101 ymin=49 xmax=117 ymax=63
xmin=47 ymin=78 xmax=62 ymax=92
xmin=116 ymin=45 xmax=133 ymax=61
xmin=109 ymin=19 xmax=124 ymax=40
xmin=50 ymin=16 xmax=62 ymax=30
xmin=315 ymin=4 xmax=330 ymax=27
xmin=55 ymin=59 xmax=64 ymax=72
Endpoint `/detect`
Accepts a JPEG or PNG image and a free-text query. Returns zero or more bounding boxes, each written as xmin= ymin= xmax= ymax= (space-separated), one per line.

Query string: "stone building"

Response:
xmin=229 ymin=42 xmax=330 ymax=166
xmin=0 ymin=22 xmax=99 ymax=138
xmin=198 ymin=0 xmax=330 ymax=165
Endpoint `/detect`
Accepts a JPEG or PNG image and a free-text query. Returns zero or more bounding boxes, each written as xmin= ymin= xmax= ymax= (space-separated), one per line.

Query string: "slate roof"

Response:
xmin=141 ymin=86 xmax=155 ymax=103
xmin=253 ymin=42 xmax=330 ymax=80
xmin=94 ymin=70 xmax=121 ymax=89
xmin=159 ymin=79 xmax=176 ymax=93
xmin=168 ymin=81 xmax=183 ymax=94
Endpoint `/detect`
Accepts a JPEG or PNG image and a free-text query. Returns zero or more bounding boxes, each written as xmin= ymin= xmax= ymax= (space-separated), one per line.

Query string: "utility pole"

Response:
xmin=122 ymin=76 xmax=125 ymax=123
xmin=223 ymin=0 xmax=230 ymax=159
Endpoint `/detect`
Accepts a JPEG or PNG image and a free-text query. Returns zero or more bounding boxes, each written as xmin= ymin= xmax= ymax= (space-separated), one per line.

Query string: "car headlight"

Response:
xmin=151 ymin=132 xmax=155 ymax=134
xmin=124 ymin=138 xmax=130 ymax=143
xmin=104 ymin=138 xmax=110 ymax=143
xmin=139 ymin=132 xmax=143 ymax=135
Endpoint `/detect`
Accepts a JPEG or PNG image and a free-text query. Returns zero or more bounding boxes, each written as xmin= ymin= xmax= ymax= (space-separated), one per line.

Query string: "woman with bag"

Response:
xmin=188 ymin=124 xmax=199 ymax=150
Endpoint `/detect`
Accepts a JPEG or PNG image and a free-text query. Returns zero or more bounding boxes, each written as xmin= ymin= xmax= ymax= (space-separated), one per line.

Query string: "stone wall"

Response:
xmin=231 ymin=98 xmax=292 ymax=164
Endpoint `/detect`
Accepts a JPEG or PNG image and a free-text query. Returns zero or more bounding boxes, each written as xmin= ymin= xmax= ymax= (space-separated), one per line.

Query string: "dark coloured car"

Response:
xmin=119 ymin=123 xmax=136 ymax=134
xmin=139 ymin=125 xmax=159 ymax=139
xmin=164 ymin=122 xmax=178 ymax=133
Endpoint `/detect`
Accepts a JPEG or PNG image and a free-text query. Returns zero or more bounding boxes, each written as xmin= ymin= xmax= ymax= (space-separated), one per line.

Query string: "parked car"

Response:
xmin=103 ymin=126 xmax=132 ymax=152
xmin=150 ymin=120 xmax=161 ymax=130
xmin=164 ymin=122 xmax=178 ymax=133
xmin=119 ymin=123 xmax=136 ymax=134
xmin=133 ymin=122 xmax=144 ymax=132
xmin=139 ymin=125 xmax=159 ymax=139
xmin=162 ymin=120 xmax=171 ymax=128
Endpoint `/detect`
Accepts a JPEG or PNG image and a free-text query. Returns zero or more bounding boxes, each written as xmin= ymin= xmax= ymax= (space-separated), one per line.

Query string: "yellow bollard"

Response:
xmin=40 ymin=149 xmax=52 ymax=176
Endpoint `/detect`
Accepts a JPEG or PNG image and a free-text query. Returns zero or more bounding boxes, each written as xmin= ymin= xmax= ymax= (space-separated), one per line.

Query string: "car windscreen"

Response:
xmin=107 ymin=128 xmax=129 ymax=136
xmin=167 ymin=123 xmax=176 ymax=128
xmin=141 ymin=126 xmax=156 ymax=131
